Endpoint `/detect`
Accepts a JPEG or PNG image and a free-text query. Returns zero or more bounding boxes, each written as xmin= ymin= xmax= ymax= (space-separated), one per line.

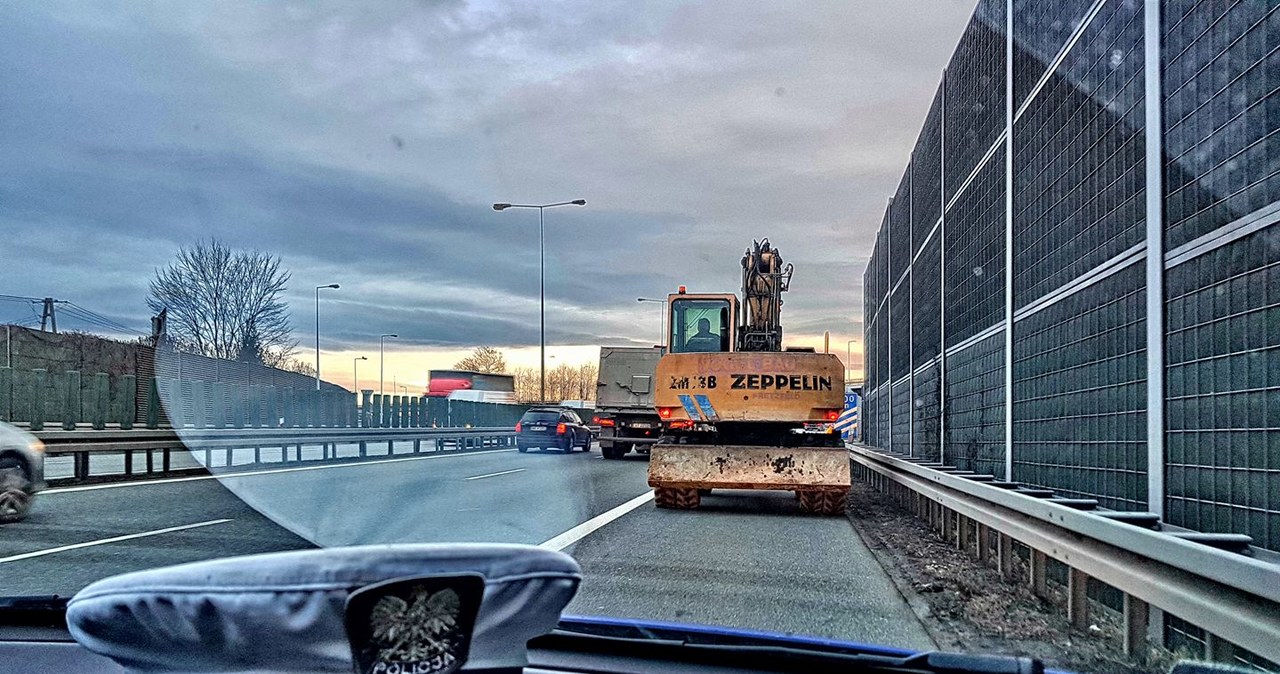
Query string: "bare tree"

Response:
xmin=280 ymin=358 xmax=316 ymax=378
xmin=453 ymin=346 xmax=507 ymax=373
xmin=147 ymin=239 xmax=297 ymax=363
xmin=511 ymin=362 xmax=597 ymax=402
xmin=512 ymin=367 xmax=540 ymax=402
xmin=577 ymin=362 xmax=599 ymax=401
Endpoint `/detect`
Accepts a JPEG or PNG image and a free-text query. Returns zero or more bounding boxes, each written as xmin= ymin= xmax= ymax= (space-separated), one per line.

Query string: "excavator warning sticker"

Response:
xmin=730 ymin=374 xmax=833 ymax=391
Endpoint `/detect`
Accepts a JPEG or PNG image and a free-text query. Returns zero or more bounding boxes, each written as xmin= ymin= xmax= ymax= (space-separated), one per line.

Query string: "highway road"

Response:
xmin=2 ymin=442 xmax=934 ymax=651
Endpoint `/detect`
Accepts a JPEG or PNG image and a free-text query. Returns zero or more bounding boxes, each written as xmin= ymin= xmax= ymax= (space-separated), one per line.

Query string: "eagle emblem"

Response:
xmin=345 ymin=575 xmax=484 ymax=674
xmin=369 ymin=588 xmax=461 ymax=662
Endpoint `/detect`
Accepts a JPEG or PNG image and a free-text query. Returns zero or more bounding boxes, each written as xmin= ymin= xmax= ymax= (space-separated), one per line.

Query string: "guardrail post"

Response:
xmin=62 ymin=370 xmax=81 ymax=430
xmin=1067 ymin=567 xmax=1089 ymax=628
xmin=211 ymin=381 xmax=227 ymax=429
xmin=1029 ymin=549 xmax=1048 ymax=599
xmin=1123 ymin=594 xmax=1149 ymax=658
xmin=74 ymin=449 xmax=89 ymax=482
xmin=941 ymin=505 xmax=953 ymax=541
xmin=29 ymin=368 xmax=46 ymax=431
xmin=976 ymin=523 xmax=990 ymax=562
xmin=957 ymin=515 xmax=972 ymax=551
xmin=0 ymin=367 xmax=11 ymax=422
xmin=1206 ymin=634 xmax=1237 ymax=663
xmin=998 ymin=533 xmax=1014 ymax=579
xmin=90 ymin=372 xmax=109 ymax=430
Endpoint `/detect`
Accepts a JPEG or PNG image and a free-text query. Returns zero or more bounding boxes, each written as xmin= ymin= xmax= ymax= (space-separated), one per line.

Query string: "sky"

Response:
xmin=0 ymin=0 xmax=977 ymax=393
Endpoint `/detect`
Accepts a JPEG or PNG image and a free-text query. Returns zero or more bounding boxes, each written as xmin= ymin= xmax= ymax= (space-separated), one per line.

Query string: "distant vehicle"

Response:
xmin=0 ymin=421 xmax=45 ymax=523
xmin=594 ymin=346 xmax=663 ymax=460
xmin=446 ymin=389 xmax=517 ymax=404
xmin=516 ymin=407 xmax=593 ymax=454
xmin=425 ymin=370 xmax=515 ymax=398
xmin=556 ymin=399 xmax=594 ymax=410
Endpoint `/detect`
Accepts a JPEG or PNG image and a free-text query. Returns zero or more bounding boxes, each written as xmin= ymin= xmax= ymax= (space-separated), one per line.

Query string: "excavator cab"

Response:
xmin=666 ymin=290 xmax=738 ymax=354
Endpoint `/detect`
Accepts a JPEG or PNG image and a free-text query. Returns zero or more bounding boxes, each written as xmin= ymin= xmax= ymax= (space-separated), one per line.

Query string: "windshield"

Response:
xmin=669 ymin=299 xmax=731 ymax=354
xmin=3 ymin=2 xmax=1278 ymax=673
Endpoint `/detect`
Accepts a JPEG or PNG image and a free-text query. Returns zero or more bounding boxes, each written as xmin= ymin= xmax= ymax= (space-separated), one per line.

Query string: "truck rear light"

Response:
xmin=668 ymin=420 xmax=694 ymax=430
xmin=515 ymin=421 xmax=522 ymax=432
xmin=556 ymin=423 xmax=567 ymax=435
xmin=658 ymin=407 xmax=675 ymax=419
xmin=595 ymin=418 xmax=616 ymax=427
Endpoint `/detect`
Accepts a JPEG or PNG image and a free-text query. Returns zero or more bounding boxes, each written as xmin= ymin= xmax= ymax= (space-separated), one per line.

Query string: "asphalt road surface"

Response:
xmin=2 ymin=442 xmax=933 ymax=651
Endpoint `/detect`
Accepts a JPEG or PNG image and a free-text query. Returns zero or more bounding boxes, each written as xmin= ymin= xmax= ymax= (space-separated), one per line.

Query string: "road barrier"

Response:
xmin=35 ymin=427 xmax=517 ymax=487
xmin=849 ymin=444 xmax=1280 ymax=669
xmin=1 ymin=365 xmax=529 ymax=431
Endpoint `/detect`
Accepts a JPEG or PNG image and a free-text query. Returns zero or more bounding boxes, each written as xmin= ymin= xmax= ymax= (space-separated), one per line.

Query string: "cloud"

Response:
xmin=1 ymin=0 xmax=976 ymax=364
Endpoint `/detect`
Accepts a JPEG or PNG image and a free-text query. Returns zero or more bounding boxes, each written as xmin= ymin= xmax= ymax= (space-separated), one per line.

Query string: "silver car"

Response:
xmin=0 ymin=421 xmax=45 ymax=522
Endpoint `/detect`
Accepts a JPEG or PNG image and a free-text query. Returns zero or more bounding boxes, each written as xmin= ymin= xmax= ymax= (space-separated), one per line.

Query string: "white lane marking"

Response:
xmin=0 ymin=519 xmax=233 ymax=564
xmin=539 ymin=490 xmax=655 ymax=551
xmin=41 ymin=449 xmax=518 ymax=495
xmin=464 ymin=468 xmax=525 ymax=481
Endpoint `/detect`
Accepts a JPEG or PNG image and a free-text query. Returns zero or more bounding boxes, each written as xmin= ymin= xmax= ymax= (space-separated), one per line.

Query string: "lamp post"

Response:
xmin=314 ymin=284 xmax=340 ymax=390
xmin=846 ymin=339 xmax=858 ymax=383
xmin=492 ymin=199 xmax=586 ymax=402
xmin=353 ymin=356 xmax=367 ymax=391
xmin=379 ymin=334 xmax=398 ymax=396
xmin=637 ymin=297 xmax=667 ymax=349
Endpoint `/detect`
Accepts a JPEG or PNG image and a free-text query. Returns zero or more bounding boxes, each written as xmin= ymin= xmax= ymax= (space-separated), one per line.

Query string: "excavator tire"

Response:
xmin=797 ymin=489 xmax=847 ymax=516
xmin=654 ymin=487 xmax=700 ymax=510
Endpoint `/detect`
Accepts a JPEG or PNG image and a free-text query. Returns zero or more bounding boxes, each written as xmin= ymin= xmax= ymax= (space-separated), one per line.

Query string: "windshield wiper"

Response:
xmin=0 ymin=595 xmax=69 ymax=628
xmin=538 ymin=623 xmax=1045 ymax=674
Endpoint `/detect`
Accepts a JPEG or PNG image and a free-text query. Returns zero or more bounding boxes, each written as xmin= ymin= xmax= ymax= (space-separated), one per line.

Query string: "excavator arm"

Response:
xmin=739 ymin=238 xmax=794 ymax=352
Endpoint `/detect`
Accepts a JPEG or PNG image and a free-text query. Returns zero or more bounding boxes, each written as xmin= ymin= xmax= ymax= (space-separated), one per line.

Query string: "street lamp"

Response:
xmin=314 ymin=284 xmax=340 ymax=390
xmin=637 ymin=297 xmax=667 ymax=349
xmin=353 ymin=356 xmax=367 ymax=392
xmin=379 ymin=334 xmax=398 ymax=396
xmin=492 ymin=199 xmax=586 ymax=402
xmin=846 ymin=339 xmax=858 ymax=383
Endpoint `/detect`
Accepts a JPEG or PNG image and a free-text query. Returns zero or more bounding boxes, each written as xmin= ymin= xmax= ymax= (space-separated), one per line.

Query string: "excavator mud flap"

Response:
xmin=647 ymin=444 xmax=850 ymax=491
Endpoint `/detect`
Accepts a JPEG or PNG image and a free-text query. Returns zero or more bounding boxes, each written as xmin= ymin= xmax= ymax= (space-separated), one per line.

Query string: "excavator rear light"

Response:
xmin=824 ymin=410 xmax=840 ymax=422
xmin=677 ymin=285 xmax=687 ymax=294
xmin=657 ymin=406 xmax=675 ymax=419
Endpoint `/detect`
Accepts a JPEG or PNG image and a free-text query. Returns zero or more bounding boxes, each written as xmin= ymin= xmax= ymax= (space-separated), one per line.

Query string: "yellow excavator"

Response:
xmin=648 ymin=239 xmax=850 ymax=515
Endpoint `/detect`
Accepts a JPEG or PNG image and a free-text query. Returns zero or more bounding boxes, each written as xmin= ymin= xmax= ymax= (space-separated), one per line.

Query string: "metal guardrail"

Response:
xmin=848 ymin=444 xmax=1280 ymax=665
xmin=35 ymin=427 xmax=517 ymax=486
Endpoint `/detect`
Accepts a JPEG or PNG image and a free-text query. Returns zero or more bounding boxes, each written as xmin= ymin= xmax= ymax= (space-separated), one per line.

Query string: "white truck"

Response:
xmin=593 ymin=346 xmax=664 ymax=460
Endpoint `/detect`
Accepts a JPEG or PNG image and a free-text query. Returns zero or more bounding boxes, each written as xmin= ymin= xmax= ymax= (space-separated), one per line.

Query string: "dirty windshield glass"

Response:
xmin=669 ymin=299 xmax=730 ymax=354
xmin=2 ymin=2 xmax=1278 ymax=673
